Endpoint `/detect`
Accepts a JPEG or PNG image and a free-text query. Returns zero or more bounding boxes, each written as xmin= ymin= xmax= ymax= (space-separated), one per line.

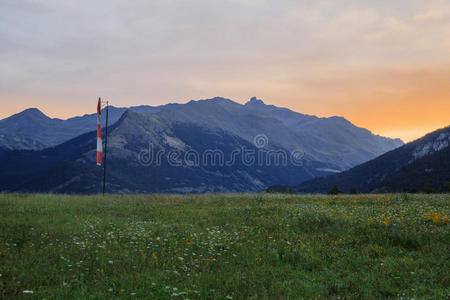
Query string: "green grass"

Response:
xmin=0 ymin=193 xmax=449 ymax=299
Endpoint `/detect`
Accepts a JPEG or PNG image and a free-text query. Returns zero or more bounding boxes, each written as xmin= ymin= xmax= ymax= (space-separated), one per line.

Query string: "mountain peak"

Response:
xmin=20 ymin=107 xmax=46 ymax=116
xmin=245 ymin=97 xmax=265 ymax=106
xmin=117 ymin=109 xmax=139 ymax=123
xmin=2 ymin=107 xmax=50 ymax=122
xmin=116 ymin=109 xmax=165 ymax=128
xmin=189 ymin=97 xmax=237 ymax=105
xmin=23 ymin=107 xmax=41 ymax=113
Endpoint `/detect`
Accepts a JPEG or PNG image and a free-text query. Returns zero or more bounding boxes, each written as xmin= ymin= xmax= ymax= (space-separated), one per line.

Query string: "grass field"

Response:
xmin=0 ymin=193 xmax=449 ymax=299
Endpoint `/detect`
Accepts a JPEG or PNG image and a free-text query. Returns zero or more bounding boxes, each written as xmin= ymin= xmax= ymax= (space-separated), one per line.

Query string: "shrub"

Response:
xmin=327 ymin=185 xmax=342 ymax=195
xmin=351 ymin=188 xmax=359 ymax=194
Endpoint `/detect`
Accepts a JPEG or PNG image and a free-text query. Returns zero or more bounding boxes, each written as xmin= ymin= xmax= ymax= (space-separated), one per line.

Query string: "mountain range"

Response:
xmin=295 ymin=126 xmax=450 ymax=193
xmin=0 ymin=97 xmax=406 ymax=193
xmin=0 ymin=97 xmax=402 ymax=169
xmin=0 ymin=110 xmax=330 ymax=193
xmin=0 ymin=105 xmax=163 ymax=151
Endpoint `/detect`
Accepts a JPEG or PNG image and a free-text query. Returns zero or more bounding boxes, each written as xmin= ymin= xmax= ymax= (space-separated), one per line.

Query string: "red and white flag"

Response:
xmin=96 ymin=98 xmax=103 ymax=166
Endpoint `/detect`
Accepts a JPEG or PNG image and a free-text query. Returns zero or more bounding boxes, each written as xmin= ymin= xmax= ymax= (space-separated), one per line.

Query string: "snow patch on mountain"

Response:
xmin=164 ymin=135 xmax=186 ymax=150
xmin=411 ymin=132 xmax=450 ymax=161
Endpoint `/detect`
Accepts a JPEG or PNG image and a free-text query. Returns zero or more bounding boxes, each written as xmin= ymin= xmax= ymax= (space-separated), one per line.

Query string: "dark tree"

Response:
xmin=266 ymin=185 xmax=293 ymax=194
xmin=445 ymin=182 xmax=450 ymax=193
xmin=328 ymin=185 xmax=342 ymax=195
xmin=422 ymin=184 xmax=433 ymax=194
xmin=350 ymin=188 xmax=359 ymax=194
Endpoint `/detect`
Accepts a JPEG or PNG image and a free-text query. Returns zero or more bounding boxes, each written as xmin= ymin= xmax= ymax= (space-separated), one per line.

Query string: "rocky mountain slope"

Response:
xmin=0 ymin=110 xmax=333 ymax=193
xmin=150 ymin=97 xmax=403 ymax=170
xmin=296 ymin=126 xmax=450 ymax=193
xmin=0 ymin=97 xmax=402 ymax=171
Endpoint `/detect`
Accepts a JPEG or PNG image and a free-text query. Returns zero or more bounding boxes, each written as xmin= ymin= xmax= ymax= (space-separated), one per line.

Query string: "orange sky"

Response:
xmin=1 ymin=0 xmax=449 ymax=142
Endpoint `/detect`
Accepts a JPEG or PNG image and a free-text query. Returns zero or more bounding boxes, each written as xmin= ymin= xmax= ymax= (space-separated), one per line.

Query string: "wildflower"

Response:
xmin=152 ymin=252 xmax=157 ymax=260
xmin=108 ymin=260 xmax=113 ymax=264
xmin=432 ymin=214 xmax=441 ymax=224
xmin=23 ymin=290 xmax=33 ymax=294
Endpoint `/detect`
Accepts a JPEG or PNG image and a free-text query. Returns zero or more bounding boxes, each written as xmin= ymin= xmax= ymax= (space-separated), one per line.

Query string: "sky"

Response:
xmin=1 ymin=0 xmax=449 ymax=142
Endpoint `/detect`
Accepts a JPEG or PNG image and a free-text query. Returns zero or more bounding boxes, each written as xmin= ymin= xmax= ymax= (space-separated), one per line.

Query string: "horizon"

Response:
xmin=1 ymin=96 xmax=448 ymax=143
xmin=1 ymin=1 xmax=450 ymax=142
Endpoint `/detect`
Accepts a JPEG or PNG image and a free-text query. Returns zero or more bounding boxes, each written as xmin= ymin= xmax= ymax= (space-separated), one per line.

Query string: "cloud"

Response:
xmin=0 ymin=0 xmax=449 ymax=141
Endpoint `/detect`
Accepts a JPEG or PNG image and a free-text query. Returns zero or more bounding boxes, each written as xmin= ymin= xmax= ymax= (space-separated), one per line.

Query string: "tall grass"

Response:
xmin=0 ymin=193 xmax=448 ymax=299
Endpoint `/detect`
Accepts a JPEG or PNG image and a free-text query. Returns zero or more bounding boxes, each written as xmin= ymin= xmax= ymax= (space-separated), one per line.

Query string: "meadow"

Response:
xmin=0 ymin=193 xmax=448 ymax=299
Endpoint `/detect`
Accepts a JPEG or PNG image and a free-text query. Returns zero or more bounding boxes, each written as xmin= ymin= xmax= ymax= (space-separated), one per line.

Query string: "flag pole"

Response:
xmin=102 ymin=101 xmax=109 ymax=195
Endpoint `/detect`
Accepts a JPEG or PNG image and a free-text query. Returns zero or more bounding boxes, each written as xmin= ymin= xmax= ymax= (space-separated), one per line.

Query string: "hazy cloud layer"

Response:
xmin=1 ymin=0 xmax=450 ymax=141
